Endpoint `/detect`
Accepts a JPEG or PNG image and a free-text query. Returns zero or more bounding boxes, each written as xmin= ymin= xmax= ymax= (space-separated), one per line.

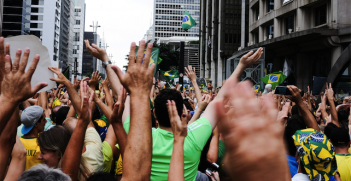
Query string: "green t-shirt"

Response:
xmin=124 ymin=116 xmax=212 ymax=181
xmin=102 ymin=141 xmax=113 ymax=173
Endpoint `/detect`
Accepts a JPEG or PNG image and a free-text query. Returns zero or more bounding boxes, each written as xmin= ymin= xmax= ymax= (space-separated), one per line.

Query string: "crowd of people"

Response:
xmin=0 ymin=37 xmax=350 ymax=181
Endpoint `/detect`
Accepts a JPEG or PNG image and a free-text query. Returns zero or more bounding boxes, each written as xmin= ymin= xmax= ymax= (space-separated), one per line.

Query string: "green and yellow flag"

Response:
xmin=260 ymin=71 xmax=286 ymax=89
xmin=253 ymin=83 xmax=263 ymax=93
xmin=135 ymin=47 xmax=160 ymax=76
xmin=182 ymin=10 xmax=197 ymax=31
xmin=160 ymin=70 xmax=179 ymax=82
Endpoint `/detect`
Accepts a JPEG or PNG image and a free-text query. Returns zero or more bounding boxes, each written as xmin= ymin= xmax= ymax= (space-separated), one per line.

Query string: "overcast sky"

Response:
xmin=84 ymin=0 xmax=154 ymax=68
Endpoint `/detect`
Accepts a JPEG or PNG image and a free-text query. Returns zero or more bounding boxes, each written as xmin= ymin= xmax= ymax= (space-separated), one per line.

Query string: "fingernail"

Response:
xmin=35 ymin=54 xmax=40 ymax=59
xmin=16 ymin=49 xmax=22 ymax=54
xmin=148 ymin=43 xmax=153 ymax=48
xmin=25 ymin=48 xmax=30 ymax=53
xmin=131 ymin=42 xmax=136 ymax=46
xmin=5 ymin=55 xmax=10 ymax=60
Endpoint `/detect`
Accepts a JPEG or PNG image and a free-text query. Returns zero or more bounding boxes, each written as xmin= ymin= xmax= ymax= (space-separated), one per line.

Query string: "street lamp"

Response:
xmin=90 ymin=21 xmax=101 ymax=72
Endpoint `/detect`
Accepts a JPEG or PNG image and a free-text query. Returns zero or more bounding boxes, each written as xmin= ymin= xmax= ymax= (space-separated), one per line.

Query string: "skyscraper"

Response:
xmin=73 ymin=0 xmax=85 ymax=79
xmin=153 ymin=0 xmax=200 ymax=41
xmin=0 ymin=0 xmax=3 ymax=36
xmin=59 ymin=0 xmax=72 ymax=71
xmin=2 ymin=0 xmax=30 ymax=37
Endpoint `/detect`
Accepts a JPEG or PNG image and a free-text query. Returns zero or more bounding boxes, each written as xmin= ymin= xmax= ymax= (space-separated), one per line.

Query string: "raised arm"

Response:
xmin=84 ymin=40 xmax=123 ymax=97
xmin=0 ymin=39 xmax=48 ymax=133
xmin=288 ymin=86 xmax=320 ymax=131
xmin=4 ymin=136 xmax=26 ymax=181
xmin=49 ymin=67 xmax=82 ymax=115
xmin=110 ymin=87 xmax=127 ymax=157
xmin=61 ymin=81 xmax=94 ymax=181
xmin=206 ymin=126 xmax=219 ymax=163
xmin=188 ymin=94 xmax=211 ymax=125
xmin=185 ymin=65 xmax=201 ymax=103
xmin=102 ymin=77 xmax=114 ymax=110
xmin=326 ymin=83 xmax=339 ymax=127
xmin=114 ymin=40 xmax=154 ymax=180
xmin=202 ymin=48 xmax=263 ymax=129
xmin=167 ymin=100 xmax=188 ymax=181
xmin=0 ymin=107 xmax=19 ymax=180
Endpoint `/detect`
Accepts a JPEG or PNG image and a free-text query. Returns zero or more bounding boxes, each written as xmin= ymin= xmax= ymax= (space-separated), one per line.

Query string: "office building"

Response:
xmin=68 ymin=0 xmax=76 ymax=80
xmin=227 ymin=0 xmax=351 ymax=94
xmin=143 ymin=25 xmax=154 ymax=42
xmin=82 ymin=31 xmax=101 ymax=76
xmin=2 ymin=0 xmax=30 ymax=37
xmin=73 ymin=0 xmax=86 ymax=78
xmin=28 ymin=0 xmax=62 ymax=67
xmin=199 ymin=0 xmax=249 ymax=87
xmin=59 ymin=0 xmax=71 ymax=70
xmin=153 ymin=0 xmax=200 ymax=41
xmin=0 ymin=0 xmax=3 ymax=36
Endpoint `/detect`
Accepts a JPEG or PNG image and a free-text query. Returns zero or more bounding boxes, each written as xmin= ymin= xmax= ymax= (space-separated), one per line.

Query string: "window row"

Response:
xmin=224 ymin=33 xmax=241 ymax=44
xmin=155 ymin=26 xmax=199 ymax=33
xmin=27 ymin=0 xmax=44 ymax=5
xmin=155 ymin=21 xmax=199 ymax=27
xmin=155 ymin=32 xmax=198 ymax=37
xmin=27 ymin=7 xmax=44 ymax=13
xmin=155 ymin=0 xmax=200 ymax=4
xmin=156 ymin=9 xmax=199 ymax=16
xmin=156 ymin=4 xmax=200 ymax=10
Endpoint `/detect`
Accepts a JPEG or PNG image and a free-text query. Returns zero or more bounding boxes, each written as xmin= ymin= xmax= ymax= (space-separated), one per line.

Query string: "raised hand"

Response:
xmin=49 ymin=67 xmax=70 ymax=85
xmin=277 ymin=102 xmax=290 ymax=125
xmin=112 ymin=41 xmax=155 ymax=95
xmin=110 ymin=87 xmax=127 ymax=125
xmin=184 ymin=65 xmax=197 ymax=82
xmin=206 ymin=171 xmax=220 ymax=181
xmin=326 ymin=83 xmax=334 ymax=100
xmin=214 ymin=81 xmax=287 ymax=181
xmin=78 ymin=81 xmax=94 ymax=123
xmin=84 ymin=40 xmax=109 ymax=62
xmin=101 ymin=77 xmax=109 ymax=88
xmin=0 ymin=44 xmax=48 ymax=103
xmin=239 ymin=47 xmax=263 ymax=68
xmin=287 ymin=85 xmax=302 ymax=103
xmin=73 ymin=78 xmax=80 ymax=90
xmin=198 ymin=94 xmax=211 ymax=110
xmin=167 ymin=100 xmax=188 ymax=139
xmin=88 ymin=71 xmax=101 ymax=89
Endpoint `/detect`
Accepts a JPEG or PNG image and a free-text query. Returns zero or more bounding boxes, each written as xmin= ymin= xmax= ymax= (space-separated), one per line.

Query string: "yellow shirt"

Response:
xmin=335 ymin=154 xmax=351 ymax=181
xmin=115 ymin=155 xmax=123 ymax=175
xmin=20 ymin=137 xmax=43 ymax=170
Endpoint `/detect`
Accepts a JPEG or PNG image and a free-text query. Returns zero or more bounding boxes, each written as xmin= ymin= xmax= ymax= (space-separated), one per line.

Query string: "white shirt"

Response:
xmin=292 ymin=173 xmax=311 ymax=181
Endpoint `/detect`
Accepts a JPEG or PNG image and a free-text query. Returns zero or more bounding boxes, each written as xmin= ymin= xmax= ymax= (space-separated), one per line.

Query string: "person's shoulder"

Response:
xmin=188 ymin=117 xmax=211 ymax=128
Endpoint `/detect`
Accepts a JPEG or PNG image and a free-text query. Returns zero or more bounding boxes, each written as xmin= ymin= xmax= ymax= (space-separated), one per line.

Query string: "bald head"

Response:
xmin=62 ymin=117 xmax=78 ymax=133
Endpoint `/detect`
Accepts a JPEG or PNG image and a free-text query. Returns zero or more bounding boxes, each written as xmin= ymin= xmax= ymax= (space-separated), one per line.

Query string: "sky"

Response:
xmin=84 ymin=0 xmax=154 ymax=68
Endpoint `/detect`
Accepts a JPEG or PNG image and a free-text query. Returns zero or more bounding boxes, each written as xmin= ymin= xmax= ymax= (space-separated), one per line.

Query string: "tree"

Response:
xmin=152 ymin=41 xmax=179 ymax=71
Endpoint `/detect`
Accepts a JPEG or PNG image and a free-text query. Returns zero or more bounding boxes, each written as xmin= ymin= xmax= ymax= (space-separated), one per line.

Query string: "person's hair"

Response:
xmin=284 ymin=115 xmax=306 ymax=156
xmin=330 ymin=128 xmax=350 ymax=148
xmin=338 ymin=110 xmax=350 ymax=131
xmin=291 ymin=105 xmax=299 ymax=116
xmin=183 ymin=100 xmax=193 ymax=111
xmin=154 ymin=89 xmax=183 ymax=127
xmin=324 ymin=122 xmax=338 ymax=139
xmin=151 ymin=110 xmax=157 ymax=128
xmin=18 ymin=164 xmax=71 ymax=181
xmin=86 ymin=172 xmax=116 ymax=181
xmin=56 ymin=107 xmax=70 ymax=125
xmin=52 ymin=106 xmax=62 ymax=122
xmin=37 ymin=126 xmax=71 ymax=162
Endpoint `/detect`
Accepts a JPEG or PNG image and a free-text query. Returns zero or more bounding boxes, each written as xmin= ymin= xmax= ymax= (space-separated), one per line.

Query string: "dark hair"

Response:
xmin=338 ymin=110 xmax=349 ymax=122
xmin=324 ymin=122 xmax=338 ymax=139
xmin=284 ymin=115 xmax=306 ymax=156
xmin=55 ymin=107 xmax=70 ymax=126
xmin=51 ymin=106 xmax=62 ymax=122
xmin=291 ymin=105 xmax=299 ymax=116
xmin=154 ymin=89 xmax=183 ymax=127
xmin=151 ymin=110 xmax=157 ymax=128
xmin=330 ymin=128 xmax=350 ymax=148
xmin=87 ymin=172 xmax=116 ymax=181
xmin=183 ymin=100 xmax=193 ymax=111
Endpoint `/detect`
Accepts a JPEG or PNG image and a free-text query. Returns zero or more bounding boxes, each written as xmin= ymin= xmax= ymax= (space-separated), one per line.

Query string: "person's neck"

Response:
xmin=159 ymin=126 xmax=173 ymax=133
xmin=335 ymin=147 xmax=350 ymax=155
xmin=24 ymin=129 xmax=39 ymax=138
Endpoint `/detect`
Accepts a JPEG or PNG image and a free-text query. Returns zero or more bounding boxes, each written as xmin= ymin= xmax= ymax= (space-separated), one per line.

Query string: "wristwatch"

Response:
xmin=102 ymin=60 xmax=112 ymax=69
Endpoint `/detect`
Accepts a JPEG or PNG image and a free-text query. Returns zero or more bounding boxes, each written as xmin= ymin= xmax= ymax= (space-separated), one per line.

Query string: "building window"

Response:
xmin=31 ymin=0 xmax=44 ymax=5
xmin=76 ymin=20 xmax=80 ymax=25
xmin=30 ymin=23 xmax=43 ymax=28
xmin=73 ymin=49 xmax=77 ymax=54
xmin=315 ymin=4 xmax=327 ymax=26
xmin=285 ymin=15 xmax=294 ymax=34
xmin=74 ymin=33 xmax=80 ymax=41
xmin=267 ymin=0 xmax=274 ymax=12
xmin=31 ymin=7 xmax=44 ymax=13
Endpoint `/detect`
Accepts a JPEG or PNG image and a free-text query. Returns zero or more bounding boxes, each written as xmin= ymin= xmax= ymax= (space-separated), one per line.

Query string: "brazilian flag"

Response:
xmin=160 ymin=70 xmax=179 ymax=82
xmin=182 ymin=10 xmax=197 ymax=31
xmin=260 ymin=71 xmax=286 ymax=89
xmin=253 ymin=83 xmax=263 ymax=93
xmin=135 ymin=47 xmax=160 ymax=76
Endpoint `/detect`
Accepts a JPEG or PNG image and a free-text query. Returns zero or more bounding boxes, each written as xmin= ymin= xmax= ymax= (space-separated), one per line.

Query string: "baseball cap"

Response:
xmin=330 ymin=128 xmax=350 ymax=146
xmin=21 ymin=105 xmax=44 ymax=135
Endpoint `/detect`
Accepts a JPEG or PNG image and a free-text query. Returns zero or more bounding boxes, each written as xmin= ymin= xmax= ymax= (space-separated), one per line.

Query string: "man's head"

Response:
xmin=324 ymin=122 xmax=338 ymax=139
xmin=21 ymin=106 xmax=47 ymax=135
xmin=154 ymin=89 xmax=183 ymax=127
xmin=51 ymin=106 xmax=62 ymax=123
xmin=62 ymin=117 xmax=78 ymax=134
xmin=18 ymin=164 xmax=71 ymax=181
xmin=330 ymin=128 xmax=351 ymax=149
xmin=55 ymin=106 xmax=70 ymax=125
xmin=293 ymin=129 xmax=337 ymax=181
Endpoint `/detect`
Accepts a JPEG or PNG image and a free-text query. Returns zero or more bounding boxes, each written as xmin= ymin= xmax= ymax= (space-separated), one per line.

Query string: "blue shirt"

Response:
xmin=287 ymin=154 xmax=298 ymax=178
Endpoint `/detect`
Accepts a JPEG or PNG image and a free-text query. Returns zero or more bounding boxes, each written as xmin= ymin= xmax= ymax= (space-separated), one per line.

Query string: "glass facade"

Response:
xmin=154 ymin=0 xmax=200 ymax=39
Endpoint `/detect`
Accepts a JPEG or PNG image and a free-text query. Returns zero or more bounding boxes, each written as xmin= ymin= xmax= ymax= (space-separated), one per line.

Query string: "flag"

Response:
xmin=197 ymin=78 xmax=207 ymax=90
xmin=182 ymin=10 xmax=197 ymax=31
xmin=157 ymin=57 xmax=163 ymax=64
xmin=161 ymin=70 xmax=179 ymax=82
xmin=260 ymin=71 xmax=286 ymax=89
xmin=135 ymin=47 xmax=160 ymax=76
xmin=283 ymin=59 xmax=292 ymax=77
xmin=253 ymin=83 xmax=263 ymax=93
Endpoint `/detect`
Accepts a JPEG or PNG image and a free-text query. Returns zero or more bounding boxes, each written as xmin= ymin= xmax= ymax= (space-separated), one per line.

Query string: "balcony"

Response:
xmin=276 ymin=0 xmax=297 ymax=18
xmin=298 ymin=0 xmax=322 ymax=8
xmin=249 ymin=0 xmax=259 ymax=9
xmin=260 ymin=10 xmax=275 ymax=26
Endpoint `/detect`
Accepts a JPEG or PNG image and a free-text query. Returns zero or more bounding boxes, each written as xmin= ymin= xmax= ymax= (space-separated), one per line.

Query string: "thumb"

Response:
xmin=111 ymin=65 xmax=125 ymax=82
xmin=31 ymin=82 xmax=48 ymax=95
